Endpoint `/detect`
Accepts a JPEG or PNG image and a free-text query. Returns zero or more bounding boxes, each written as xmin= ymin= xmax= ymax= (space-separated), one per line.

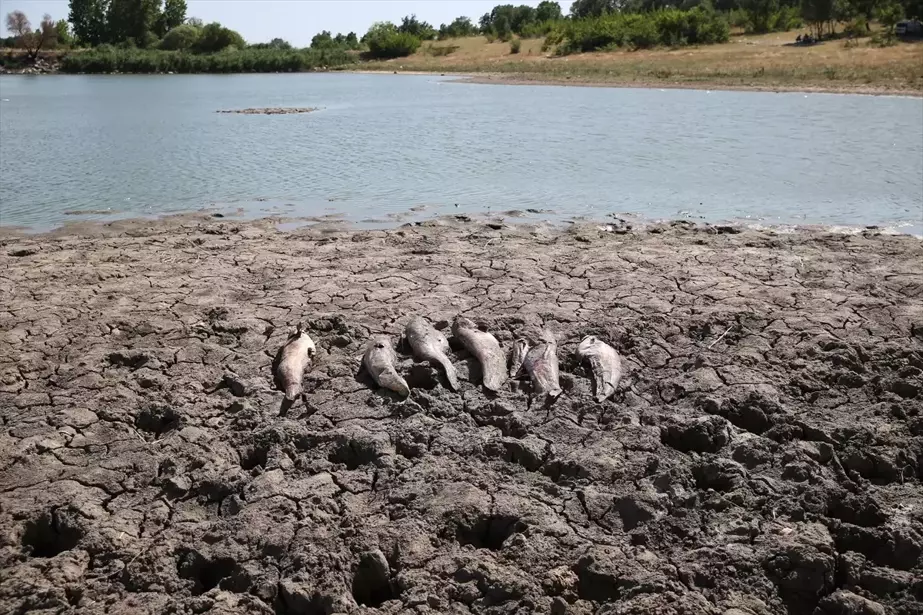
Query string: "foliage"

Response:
xmin=250 ymin=38 xmax=292 ymax=50
xmin=363 ymin=22 xmax=421 ymax=58
xmin=438 ymin=16 xmax=479 ymax=39
xmin=157 ymin=0 xmax=187 ymax=36
xmin=555 ymin=7 xmax=730 ymax=53
xmin=480 ymin=4 xmax=562 ymax=36
xmin=60 ymin=47 xmax=355 ymax=73
xmin=495 ymin=15 xmax=514 ymax=41
xmin=106 ymin=0 xmax=161 ymax=47
xmin=312 ymin=30 xmax=361 ymax=50
xmin=744 ymin=0 xmax=780 ymax=32
xmin=193 ymin=22 xmax=246 ymax=53
xmin=5 ymin=11 xmax=57 ymax=61
xmin=569 ymin=0 xmax=618 ymax=18
xmin=843 ymin=15 xmax=868 ymax=37
xmin=536 ymin=1 xmax=563 ymax=21
xmin=398 ymin=14 xmax=437 ymax=40
xmin=68 ymin=0 xmax=108 ymax=46
xmin=801 ymin=0 xmax=835 ymax=36
xmin=510 ymin=38 xmax=522 ymax=52
xmin=55 ymin=19 xmax=74 ymax=48
xmin=159 ymin=23 xmax=200 ymax=50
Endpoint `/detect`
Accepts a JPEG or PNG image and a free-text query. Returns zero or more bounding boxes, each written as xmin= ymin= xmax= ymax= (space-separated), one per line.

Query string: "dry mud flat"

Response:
xmin=1 ymin=218 xmax=922 ymax=615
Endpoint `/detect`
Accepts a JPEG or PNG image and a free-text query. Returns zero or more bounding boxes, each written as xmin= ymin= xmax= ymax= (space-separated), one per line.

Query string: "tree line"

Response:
xmin=3 ymin=0 xmax=921 ymax=66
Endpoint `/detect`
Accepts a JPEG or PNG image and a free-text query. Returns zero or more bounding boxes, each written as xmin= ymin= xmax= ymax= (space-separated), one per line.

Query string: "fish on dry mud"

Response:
xmin=452 ymin=316 xmax=506 ymax=392
xmin=363 ymin=336 xmax=410 ymax=397
xmin=404 ymin=316 xmax=459 ymax=390
xmin=521 ymin=330 xmax=561 ymax=399
xmin=275 ymin=324 xmax=316 ymax=400
xmin=576 ymin=335 xmax=622 ymax=402
xmin=509 ymin=338 xmax=530 ymax=379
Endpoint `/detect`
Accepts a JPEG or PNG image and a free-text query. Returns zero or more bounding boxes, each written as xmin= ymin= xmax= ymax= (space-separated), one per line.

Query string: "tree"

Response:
xmin=159 ymin=23 xmax=200 ymax=50
xmin=801 ymin=0 xmax=834 ymax=36
xmin=5 ymin=11 xmax=57 ymax=61
xmin=745 ymin=0 xmax=780 ymax=32
xmin=55 ymin=19 xmax=74 ymax=48
xmin=106 ymin=0 xmax=161 ymax=47
xmin=439 ymin=16 xmax=478 ymax=38
xmin=876 ymin=0 xmax=904 ymax=32
xmin=398 ymin=14 xmax=437 ymax=39
xmin=156 ymin=0 xmax=187 ymax=36
xmin=495 ymin=14 xmax=513 ymax=40
xmin=536 ymin=1 xmax=564 ymax=21
xmin=193 ymin=22 xmax=245 ymax=52
xmin=569 ymin=0 xmax=617 ymax=18
xmin=311 ymin=30 xmax=335 ymax=48
xmin=68 ymin=0 xmax=109 ymax=46
xmin=186 ymin=16 xmax=203 ymax=27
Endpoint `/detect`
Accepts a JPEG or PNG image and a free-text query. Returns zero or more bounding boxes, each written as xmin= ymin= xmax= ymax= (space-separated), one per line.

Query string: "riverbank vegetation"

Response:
xmin=1 ymin=0 xmax=921 ymax=92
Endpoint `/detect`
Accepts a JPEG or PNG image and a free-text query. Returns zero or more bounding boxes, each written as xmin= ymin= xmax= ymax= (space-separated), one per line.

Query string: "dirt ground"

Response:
xmin=1 ymin=216 xmax=921 ymax=615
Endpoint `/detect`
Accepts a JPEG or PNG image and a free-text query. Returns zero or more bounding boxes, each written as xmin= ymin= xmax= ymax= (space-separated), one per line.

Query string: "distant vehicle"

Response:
xmin=896 ymin=19 xmax=923 ymax=36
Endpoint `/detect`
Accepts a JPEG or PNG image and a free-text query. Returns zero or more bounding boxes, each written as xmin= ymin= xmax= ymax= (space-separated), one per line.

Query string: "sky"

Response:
xmin=1 ymin=1 xmax=552 ymax=46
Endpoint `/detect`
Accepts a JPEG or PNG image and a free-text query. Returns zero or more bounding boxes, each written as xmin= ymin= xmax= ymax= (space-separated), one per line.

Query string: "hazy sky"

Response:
xmin=1 ymin=1 xmax=552 ymax=46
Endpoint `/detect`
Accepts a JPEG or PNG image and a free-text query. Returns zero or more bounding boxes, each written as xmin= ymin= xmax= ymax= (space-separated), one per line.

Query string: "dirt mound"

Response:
xmin=1 ymin=219 xmax=921 ymax=614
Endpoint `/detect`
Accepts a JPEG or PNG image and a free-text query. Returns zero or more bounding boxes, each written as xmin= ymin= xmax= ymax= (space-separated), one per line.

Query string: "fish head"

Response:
xmin=538 ymin=329 xmax=557 ymax=345
xmin=452 ymin=315 xmax=476 ymax=333
xmin=513 ymin=338 xmax=530 ymax=355
xmin=577 ymin=335 xmax=599 ymax=358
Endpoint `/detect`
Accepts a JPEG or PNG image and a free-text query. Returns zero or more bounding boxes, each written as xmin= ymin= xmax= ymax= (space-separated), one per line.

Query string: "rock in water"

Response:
xmin=522 ymin=330 xmax=562 ymax=400
xmin=404 ymin=316 xmax=459 ymax=391
xmin=510 ymin=338 xmax=530 ymax=379
xmin=275 ymin=324 xmax=316 ymax=400
xmin=452 ymin=316 xmax=506 ymax=392
xmin=363 ymin=336 xmax=410 ymax=397
xmin=576 ymin=335 xmax=622 ymax=402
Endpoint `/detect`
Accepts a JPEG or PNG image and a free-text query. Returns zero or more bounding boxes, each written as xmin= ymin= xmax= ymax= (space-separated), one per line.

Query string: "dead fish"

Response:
xmin=452 ymin=316 xmax=506 ymax=392
xmin=363 ymin=336 xmax=409 ymax=397
xmin=275 ymin=324 xmax=316 ymax=400
xmin=576 ymin=335 xmax=622 ymax=402
xmin=521 ymin=330 xmax=561 ymax=399
xmin=509 ymin=338 xmax=530 ymax=379
xmin=404 ymin=316 xmax=458 ymax=391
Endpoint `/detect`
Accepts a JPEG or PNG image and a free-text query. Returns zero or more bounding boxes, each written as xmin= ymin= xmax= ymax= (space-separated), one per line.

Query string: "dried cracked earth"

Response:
xmin=1 ymin=217 xmax=922 ymax=615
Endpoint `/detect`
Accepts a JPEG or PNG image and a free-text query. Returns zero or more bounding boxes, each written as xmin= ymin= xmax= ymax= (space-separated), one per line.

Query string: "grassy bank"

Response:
xmin=367 ymin=32 xmax=923 ymax=94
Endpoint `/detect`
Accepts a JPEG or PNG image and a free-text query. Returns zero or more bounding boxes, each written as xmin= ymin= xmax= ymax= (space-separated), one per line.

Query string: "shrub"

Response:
xmin=193 ymin=22 xmax=245 ymax=53
xmin=59 ymin=47 xmax=355 ymax=74
xmin=364 ymin=22 xmax=421 ymax=58
xmin=510 ymin=38 xmax=522 ymax=53
xmin=559 ymin=8 xmax=729 ymax=54
xmin=160 ymin=24 xmax=201 ymax=51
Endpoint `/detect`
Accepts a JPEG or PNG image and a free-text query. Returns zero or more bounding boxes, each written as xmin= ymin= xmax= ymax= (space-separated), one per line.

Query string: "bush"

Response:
xmin=510 ymin=38 xmax=522 ymax=53
xmin=159 ymin=24 xmax=201 ymax=51
xmin=558 ymin=8 xmax=729 ymax=53
xmin=193 ymin=23 xmax=245 ymax=53
xmin=59 ymin=47 xmax=355 ymax=74
xmin=844 ymin=17 xmax=868 ymax=38
xmin=364 ymin=22 xmax=421 ymax=58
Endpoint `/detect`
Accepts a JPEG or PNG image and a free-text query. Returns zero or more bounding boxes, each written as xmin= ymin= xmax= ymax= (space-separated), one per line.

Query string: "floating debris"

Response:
xmin=216 ymin=107 xmax=318 ymax=115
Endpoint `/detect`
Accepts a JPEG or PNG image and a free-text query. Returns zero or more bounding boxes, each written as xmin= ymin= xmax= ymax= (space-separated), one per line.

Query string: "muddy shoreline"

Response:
xmin=1 ymin=217 xmax=921 ymax=615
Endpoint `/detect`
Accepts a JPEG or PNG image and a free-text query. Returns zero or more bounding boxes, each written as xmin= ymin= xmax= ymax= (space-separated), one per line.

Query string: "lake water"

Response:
xmin=1 ymin=73 xmax=921 ymax=233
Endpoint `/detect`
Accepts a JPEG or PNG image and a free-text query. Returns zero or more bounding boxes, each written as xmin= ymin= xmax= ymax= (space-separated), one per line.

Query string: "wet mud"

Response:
xmin=1 ymin=218 xmax=921 ymax=615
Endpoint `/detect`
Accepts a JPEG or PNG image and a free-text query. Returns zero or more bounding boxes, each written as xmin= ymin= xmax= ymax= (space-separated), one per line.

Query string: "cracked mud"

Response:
xmin=1 ymin=217 xmax=922 ymax=615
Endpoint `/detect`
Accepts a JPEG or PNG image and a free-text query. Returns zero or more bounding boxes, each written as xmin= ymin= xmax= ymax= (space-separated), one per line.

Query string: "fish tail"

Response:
xmin=440 ymin=357 xmax=460 ymax=391
xmin=284 ymin=382 xmax=302 ymax=401
xmin=379 ymin=369 xmax=410 ymax=397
